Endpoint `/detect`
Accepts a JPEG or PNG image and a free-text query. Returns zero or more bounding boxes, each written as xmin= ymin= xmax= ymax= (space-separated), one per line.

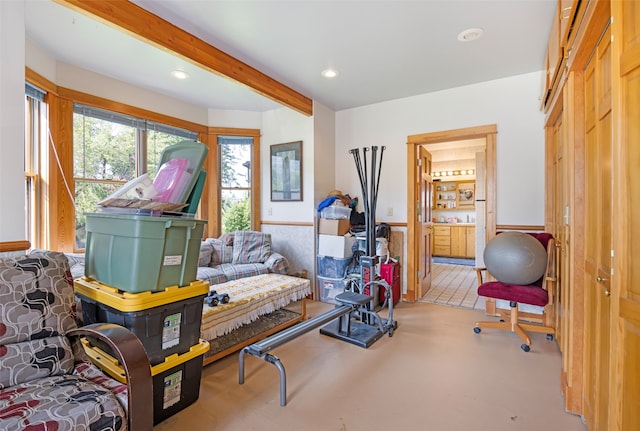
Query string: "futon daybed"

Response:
xmin=199 ymin=273 xmax=310 ymax=365
xmin=193 ymin=231 xmax=310 ymax=363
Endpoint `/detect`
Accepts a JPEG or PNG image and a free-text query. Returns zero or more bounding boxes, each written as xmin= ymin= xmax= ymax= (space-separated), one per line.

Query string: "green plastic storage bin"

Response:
xmin=84 ymin=213 xmax=206 ymax=293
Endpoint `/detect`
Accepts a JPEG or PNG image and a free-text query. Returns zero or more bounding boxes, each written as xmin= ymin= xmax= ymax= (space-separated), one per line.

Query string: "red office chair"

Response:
xmin=473 ymin=232 xmax=556 ymax=352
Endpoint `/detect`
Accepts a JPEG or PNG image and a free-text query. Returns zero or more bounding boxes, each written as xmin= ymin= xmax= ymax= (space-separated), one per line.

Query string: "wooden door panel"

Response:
xmin=583 ymin=25 xmax=612 ymax=431
xmin=613 ymin=2 xmax=640 ymax=429
xmin=418 ymin=146 xmax=433 ymax=298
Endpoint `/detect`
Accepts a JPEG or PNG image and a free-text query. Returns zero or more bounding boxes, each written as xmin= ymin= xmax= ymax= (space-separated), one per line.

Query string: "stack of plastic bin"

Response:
xmin=74 ymin=277 xmax=210 ymax=425
xmin=74 ymin=140 xmax=212 ymax=424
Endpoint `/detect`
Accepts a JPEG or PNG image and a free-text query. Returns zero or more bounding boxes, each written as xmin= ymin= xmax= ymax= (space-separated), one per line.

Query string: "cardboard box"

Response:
xmin=318 ymin=218 xmax=351 ymax=236
xmin=318 ymin=234 xmax=355 ymax=258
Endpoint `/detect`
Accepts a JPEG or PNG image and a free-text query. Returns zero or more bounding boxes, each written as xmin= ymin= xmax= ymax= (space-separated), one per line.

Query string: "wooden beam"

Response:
xmin=55 ymin=0 xmax=313 ymax=116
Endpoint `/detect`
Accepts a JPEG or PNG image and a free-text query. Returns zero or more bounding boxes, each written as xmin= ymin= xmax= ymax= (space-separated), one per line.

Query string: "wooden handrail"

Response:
xmin=0 ymin=241 xmax=31 ymax=253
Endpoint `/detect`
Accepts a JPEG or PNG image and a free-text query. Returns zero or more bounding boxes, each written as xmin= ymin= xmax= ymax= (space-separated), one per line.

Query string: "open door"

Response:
xmin=417 ymin=145 xmax=433 ymax=299
xmin=406 ymin=125 xmax=496 ymax=302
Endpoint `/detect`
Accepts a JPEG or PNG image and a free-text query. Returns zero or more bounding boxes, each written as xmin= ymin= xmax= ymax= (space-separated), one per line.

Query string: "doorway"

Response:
xmin=406 ymin=125 xmax=497 ymax=302
xmin=423 ymin=139 xmax=485 ymax=306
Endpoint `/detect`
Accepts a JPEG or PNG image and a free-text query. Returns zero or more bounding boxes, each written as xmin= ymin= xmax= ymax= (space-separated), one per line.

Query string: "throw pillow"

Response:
xmin=232 ymin=230 xmax=272 ymax=264
xmin=199 ymin=241 xmax=214 ymax=266
xmin=207 ymin=238 xmax=234 ymax=265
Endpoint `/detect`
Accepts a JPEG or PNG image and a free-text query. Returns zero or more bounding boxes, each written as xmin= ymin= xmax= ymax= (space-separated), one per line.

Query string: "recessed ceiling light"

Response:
xmin=171 ymin=70 xmax=189 ymax=80
xmin=321 ymin=69 xmax=338 ymax=78
xmin=457 ymin=28 xmax=484 ymax=42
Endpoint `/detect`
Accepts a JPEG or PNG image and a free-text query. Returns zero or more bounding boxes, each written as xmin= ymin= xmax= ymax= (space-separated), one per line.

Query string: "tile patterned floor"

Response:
xmin=420 ymin=262 xmax=485 ymax=310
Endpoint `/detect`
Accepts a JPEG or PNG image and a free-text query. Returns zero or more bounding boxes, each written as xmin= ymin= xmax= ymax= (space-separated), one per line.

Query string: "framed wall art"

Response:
xmin=271 ymin=141 xmax=302 ymax=201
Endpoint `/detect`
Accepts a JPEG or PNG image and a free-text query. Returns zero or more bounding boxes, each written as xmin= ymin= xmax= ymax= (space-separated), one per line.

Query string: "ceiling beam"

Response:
xmin=55 ymin=0 xmax=313 ymax=116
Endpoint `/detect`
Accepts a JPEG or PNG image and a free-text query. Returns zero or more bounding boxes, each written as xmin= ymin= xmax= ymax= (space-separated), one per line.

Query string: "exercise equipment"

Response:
xmin=483 ymin=231 xmax=547 ymax=285
xmin=238 ymin=146 xmax=398 ymax=406
xmin=344 ymin=145 xmax=397 ymax=330
xmin=319 ymin=278 xmax=396 ymax=346
xmin=239 ymin=289 xmax=396 ymax=406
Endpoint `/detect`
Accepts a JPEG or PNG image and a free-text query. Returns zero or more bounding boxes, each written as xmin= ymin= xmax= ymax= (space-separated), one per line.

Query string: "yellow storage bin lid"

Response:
xmin=74 ymin=277 xmax=209 ymax=312
xmin=81 ymin=338 xmax=210 ymax=384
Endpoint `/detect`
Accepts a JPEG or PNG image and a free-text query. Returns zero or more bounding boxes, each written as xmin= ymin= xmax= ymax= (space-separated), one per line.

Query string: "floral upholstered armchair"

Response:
xmin=0 ymin=246 xmax=153 ymax=431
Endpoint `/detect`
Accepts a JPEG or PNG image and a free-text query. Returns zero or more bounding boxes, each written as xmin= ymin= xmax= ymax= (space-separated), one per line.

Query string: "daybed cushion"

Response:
xmin=200 ymin=273 xmax=311 ymax=340
xmin=232 ymin=230 xmax=272 ymax=264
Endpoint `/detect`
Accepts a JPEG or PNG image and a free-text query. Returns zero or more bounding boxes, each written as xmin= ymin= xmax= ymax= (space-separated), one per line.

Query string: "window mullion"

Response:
xmin=138 ymin=128 xmax=147 ymax=175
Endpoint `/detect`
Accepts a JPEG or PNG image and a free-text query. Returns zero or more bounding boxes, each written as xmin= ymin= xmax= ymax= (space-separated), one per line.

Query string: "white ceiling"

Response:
xmin=24 ymin=0 xmax=556 ymax=113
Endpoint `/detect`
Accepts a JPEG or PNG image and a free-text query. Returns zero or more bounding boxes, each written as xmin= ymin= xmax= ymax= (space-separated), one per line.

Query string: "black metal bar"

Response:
xmin=369 ymin=146 xmax=378 ymax=256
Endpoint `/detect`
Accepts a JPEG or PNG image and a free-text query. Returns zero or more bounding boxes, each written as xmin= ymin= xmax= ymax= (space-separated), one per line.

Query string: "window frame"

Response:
xmin=25 ymin=72 xmax=261 ymax=250
xmin=204 ymin=129 xmax=261 ymax=237
xmin=24 ymin=88 xmax=47 ymax=249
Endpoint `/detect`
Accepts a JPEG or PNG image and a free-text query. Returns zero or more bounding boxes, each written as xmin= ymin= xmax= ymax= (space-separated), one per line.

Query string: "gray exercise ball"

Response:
xmin=483 ymin=232 xmax=547 ymax=285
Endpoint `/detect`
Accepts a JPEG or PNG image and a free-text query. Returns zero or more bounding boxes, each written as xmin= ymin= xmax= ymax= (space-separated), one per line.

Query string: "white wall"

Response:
xmin=260 ymin=105 xmax=319 ymax=279
xmin=208 ymin=108 xmax=262 ymax=129
xmin=335 ymin=71 xmax=546 ymax=226
xmin=260 ymin=107 xmax=314 ymax=222
xmin=312 ymin=101 xmax=336 ymax=209
xmin=0 ymin=2 xmax=26 ymax=241
xmin=54 ymin=63 xmax=209 ymax=125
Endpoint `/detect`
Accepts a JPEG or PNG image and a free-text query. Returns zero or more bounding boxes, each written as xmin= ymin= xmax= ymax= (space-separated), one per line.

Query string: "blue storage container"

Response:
xmin=317 ymin=255 xmax=352 ymax=278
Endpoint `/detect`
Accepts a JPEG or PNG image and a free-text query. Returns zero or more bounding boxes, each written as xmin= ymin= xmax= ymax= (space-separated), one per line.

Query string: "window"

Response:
xmin=73 ymin=104 xmax=197 ymax=248
xmin=219 ymin=136 xmax=253 ymax=233
xmin=24 ymin=84 xmax=47 ymax=249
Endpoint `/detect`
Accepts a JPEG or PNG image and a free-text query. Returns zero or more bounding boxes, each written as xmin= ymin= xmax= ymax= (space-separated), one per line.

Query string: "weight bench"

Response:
xmin=238 ymin=291 xmax=374 ymax=406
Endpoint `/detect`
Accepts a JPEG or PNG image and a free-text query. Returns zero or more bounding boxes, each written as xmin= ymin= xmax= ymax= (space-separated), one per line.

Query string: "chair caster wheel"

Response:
xmin=521 ymin=344 xmax=530 ymax=352
xmin=546 ymin=334 xmax=554 ymax=341
xmin=473 ymin=327 xmax=481 ymax=334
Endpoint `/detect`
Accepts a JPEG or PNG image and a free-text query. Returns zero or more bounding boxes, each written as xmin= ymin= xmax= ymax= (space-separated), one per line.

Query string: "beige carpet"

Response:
xmin=420 ymin=262 xmax=485 ymax=311
xmin=153 ymin=300 xmax=585 ymax=431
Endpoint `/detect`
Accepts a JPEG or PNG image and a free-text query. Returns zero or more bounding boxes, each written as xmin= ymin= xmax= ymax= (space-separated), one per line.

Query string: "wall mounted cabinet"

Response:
xmin=433 ymin=180 xmax=475 ymax=210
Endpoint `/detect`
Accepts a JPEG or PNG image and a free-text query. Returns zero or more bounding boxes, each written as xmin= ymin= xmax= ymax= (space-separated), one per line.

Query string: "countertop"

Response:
xmin=433 ymin=222 xmax=476 ymax=226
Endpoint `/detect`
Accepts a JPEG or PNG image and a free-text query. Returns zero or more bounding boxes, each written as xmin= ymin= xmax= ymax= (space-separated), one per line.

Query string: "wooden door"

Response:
xmin=582 ymin=25 xmax=612 ymax=431
xmin=551 ymin=112 xmax=566 ymax=339
xmin=610 ymin=3 xmax=640 ymax=430
xmin=417 ymin=145 xmax=433 ymax=298
xmin=547 ymin=88 xmax=580 ymax=413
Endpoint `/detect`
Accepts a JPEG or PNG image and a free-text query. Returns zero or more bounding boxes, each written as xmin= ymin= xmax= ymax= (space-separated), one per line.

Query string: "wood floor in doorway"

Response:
xmin=420 ymin=262 xmax=485 ymax=311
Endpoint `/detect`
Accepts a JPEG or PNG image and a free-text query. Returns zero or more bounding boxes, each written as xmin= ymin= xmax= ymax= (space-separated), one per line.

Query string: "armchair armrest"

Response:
xmin=67 ymin=323 xmax=153 ymax=431
xmin=473 ymin=267 xmax=487 ymax=286
xmin=265 ymin=252 xmax=289 ymax=274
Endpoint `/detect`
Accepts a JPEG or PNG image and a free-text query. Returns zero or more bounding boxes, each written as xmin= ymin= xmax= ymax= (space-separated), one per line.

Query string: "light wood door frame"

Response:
xmin=406 ymin=125 xmax=497 ymax=302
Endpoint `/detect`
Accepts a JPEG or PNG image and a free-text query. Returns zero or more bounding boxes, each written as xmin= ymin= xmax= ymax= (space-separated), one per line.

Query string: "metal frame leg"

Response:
xmin=264 ymin=353 xmax=287 ymax=406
